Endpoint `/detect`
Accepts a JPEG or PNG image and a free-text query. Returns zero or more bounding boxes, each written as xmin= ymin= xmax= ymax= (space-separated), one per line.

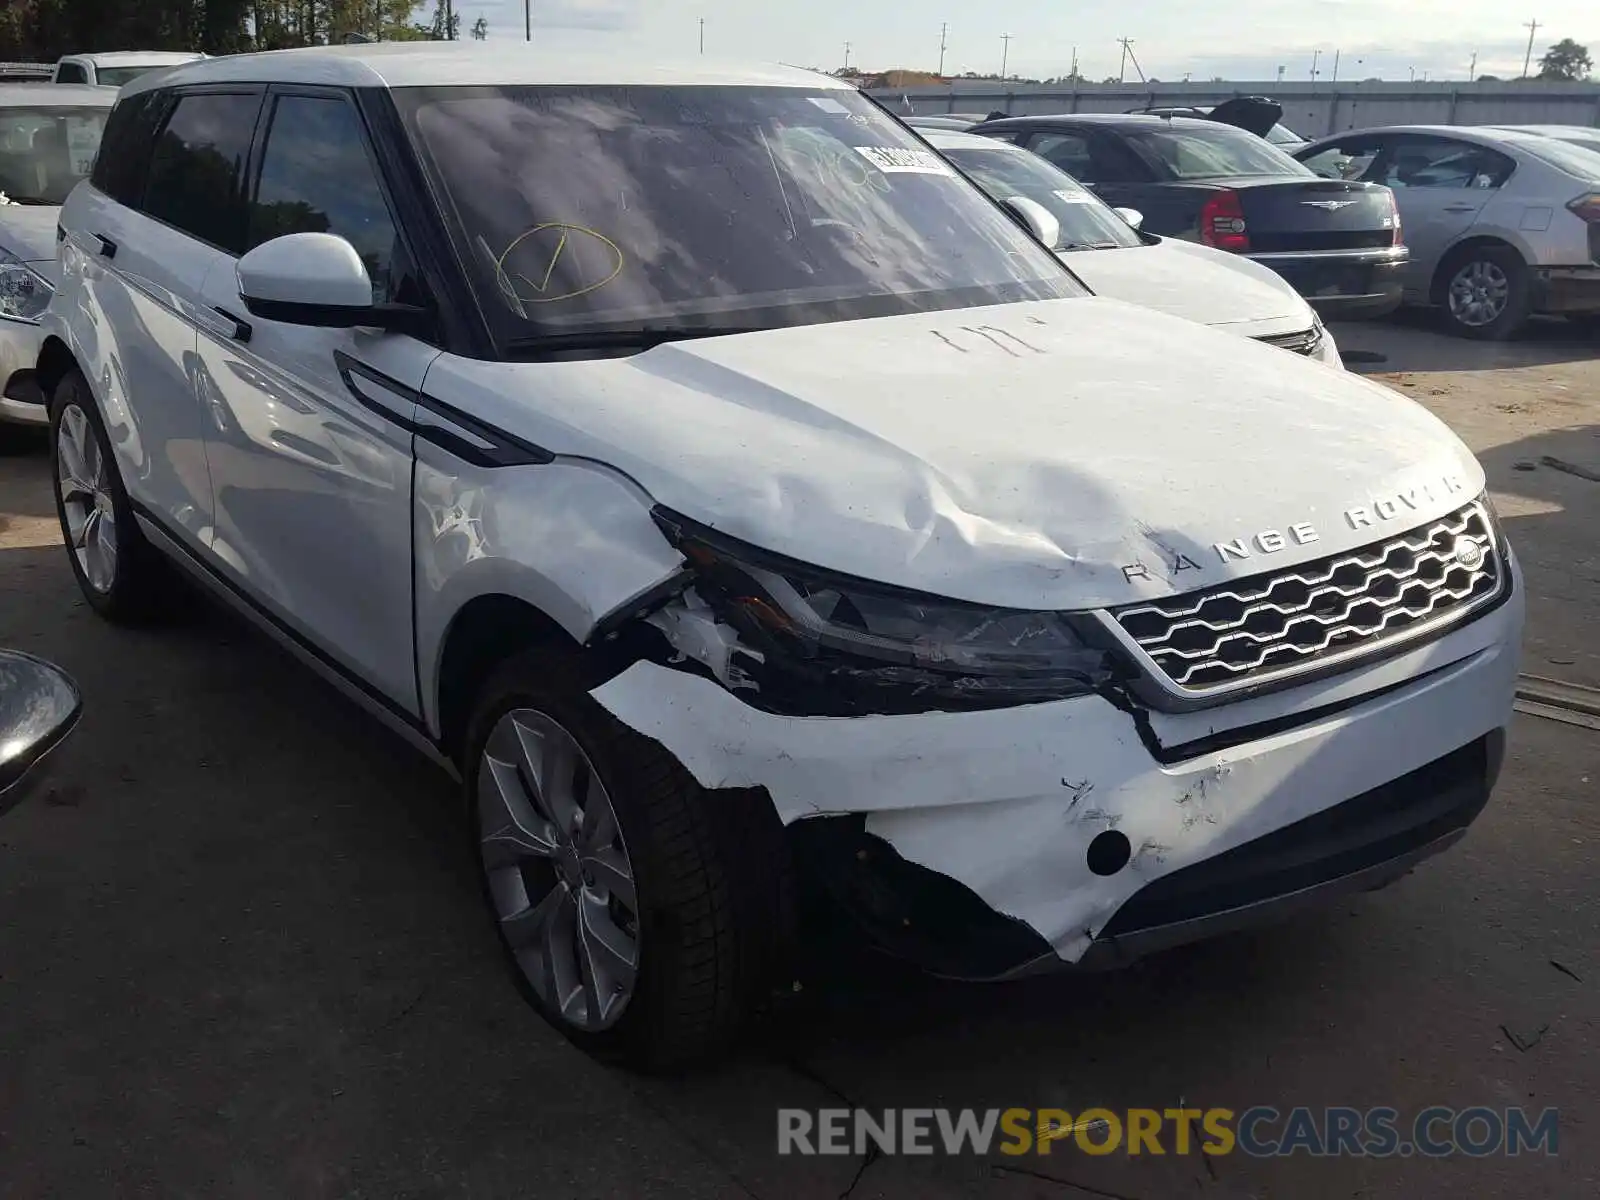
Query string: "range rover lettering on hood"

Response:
xmin=1118 ymin=472 xmax=1471 ymax=583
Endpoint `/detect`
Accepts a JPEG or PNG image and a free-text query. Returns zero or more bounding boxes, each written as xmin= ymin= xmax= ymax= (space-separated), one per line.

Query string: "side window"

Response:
xmin=1029 ymin=132 xmax=1093 ymax=178
xmin=1377 ymin=138 xmax=1515 ymax=190
xmin=56 ymin=63 xmax=88 ymax=84
xmin=247 ymin=94 xmax=406 ymax=305
xmin=1300 ymin=138 xmax=1383 ymax=181
xmin=91 ymin=91 xmax=167 ymax=206
xmin=140 ymin=91 xmax=261 ymax=252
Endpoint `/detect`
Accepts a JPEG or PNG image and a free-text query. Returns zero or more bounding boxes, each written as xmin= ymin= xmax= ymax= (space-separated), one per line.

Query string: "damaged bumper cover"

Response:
xmin=591 ymin=558 xmax=1522 ymax=978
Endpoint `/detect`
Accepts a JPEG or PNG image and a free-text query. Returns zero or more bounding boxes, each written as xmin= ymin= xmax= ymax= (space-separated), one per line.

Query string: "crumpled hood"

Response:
xmin=0 ymin=204 xmax=61 ymax=279
xmin=437 ymin=296 xmax=1483 ymax=610
xmin=1064 ymin=238 xmax=1311 ymax=331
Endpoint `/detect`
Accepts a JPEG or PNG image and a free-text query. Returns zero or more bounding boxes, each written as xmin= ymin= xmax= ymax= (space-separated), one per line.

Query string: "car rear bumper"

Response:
xmin=1247 ymin=246 xmax=1407 ymax=320
xmin=1532 ymin=265 xmax=1600 ymax=315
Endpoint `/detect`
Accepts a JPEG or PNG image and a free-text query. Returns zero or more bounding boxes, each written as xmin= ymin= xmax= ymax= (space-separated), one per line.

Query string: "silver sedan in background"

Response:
xmin=0 ymin=83 xmax=113 ymax=442
xmin=1295 ymin=124 xmax=1600 ymax=338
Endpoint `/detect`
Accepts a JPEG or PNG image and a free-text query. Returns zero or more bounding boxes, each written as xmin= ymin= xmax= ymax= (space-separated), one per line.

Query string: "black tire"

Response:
xmin=463 ymin=646 xmax=794 ymax=1072
xmin=48 ymin=366 xmax=171 ymax=623
xmin=1435 ymin=244 xmax=1532 ymax=341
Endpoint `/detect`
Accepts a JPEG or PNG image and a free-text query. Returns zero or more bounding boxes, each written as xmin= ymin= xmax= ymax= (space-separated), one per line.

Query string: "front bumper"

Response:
xmin=593 ymin=556 xmax=1522 ymax=977
xmin=0 ymin=319 xmax=46 ymax=427
xmin=1247 ymin=246 xmax=1407 ymax=321
xmin=1531 ymin=265 xmax=1600 ymax=315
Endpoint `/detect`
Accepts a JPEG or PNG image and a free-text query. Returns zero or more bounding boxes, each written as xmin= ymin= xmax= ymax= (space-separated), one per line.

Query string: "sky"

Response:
xmin=455 ymin=0 xmax=1598 ymax=85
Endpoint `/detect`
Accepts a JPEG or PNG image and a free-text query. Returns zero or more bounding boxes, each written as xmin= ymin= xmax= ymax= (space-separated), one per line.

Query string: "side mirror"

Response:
xmin=1113 ymin=207 xmax=1145 ymax=230
xmin=1002 ymin=195 xmax=1062 ymax=251
xmin=237 ymin=232 xmax=428 ymax=335
xmin=0 ymin=650 xmax=82 ymax=818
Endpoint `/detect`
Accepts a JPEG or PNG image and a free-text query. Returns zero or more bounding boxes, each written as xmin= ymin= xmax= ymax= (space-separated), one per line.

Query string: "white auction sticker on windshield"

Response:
xmin=1052 ymin=188 xmax=1093 ymax=203
xmin=852 ymin=146 xmax=954 ymax=175
xmin=66 ymin=118 xmax=100 ymax=176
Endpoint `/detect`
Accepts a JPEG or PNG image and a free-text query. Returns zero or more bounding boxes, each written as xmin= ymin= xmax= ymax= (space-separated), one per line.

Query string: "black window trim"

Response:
xmin=133 ymin=83 xmax=266 ymax=257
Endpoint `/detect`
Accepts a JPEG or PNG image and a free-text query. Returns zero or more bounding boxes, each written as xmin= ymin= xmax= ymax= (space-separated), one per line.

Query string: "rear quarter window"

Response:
xmin=90 ymin=90 xmax=167 ymax=206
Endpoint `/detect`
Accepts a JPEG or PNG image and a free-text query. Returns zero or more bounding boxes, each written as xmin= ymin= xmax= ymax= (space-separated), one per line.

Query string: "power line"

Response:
xmin=1522 ymin=19 xmax=1540 ymax=79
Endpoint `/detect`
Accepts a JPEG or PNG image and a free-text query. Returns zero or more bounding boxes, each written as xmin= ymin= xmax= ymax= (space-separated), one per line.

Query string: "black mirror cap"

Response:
xmin=239 ymin=295 xmax=436 ymax=340
xmin=0 ymin=650 xmax=83 ymax=818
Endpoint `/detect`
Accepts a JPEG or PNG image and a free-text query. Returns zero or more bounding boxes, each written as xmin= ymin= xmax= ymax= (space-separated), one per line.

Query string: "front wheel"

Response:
xmin=464 ymin=648 xmax=792 ymax=1071
xmin=1438 ymin=246 xmax=1532 ymax=340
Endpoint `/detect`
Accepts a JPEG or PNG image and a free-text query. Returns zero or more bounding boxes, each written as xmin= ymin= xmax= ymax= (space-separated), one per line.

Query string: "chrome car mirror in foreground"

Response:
xmin=1113 ymin=207 xmax=1145 ymax=230
xmin=0 ymin=649 xmax=82 ymax=817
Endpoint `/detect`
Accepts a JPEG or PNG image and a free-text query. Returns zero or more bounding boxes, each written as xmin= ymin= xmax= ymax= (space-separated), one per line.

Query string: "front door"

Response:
xmin=194 ymin=86 xmax=439 ymax=712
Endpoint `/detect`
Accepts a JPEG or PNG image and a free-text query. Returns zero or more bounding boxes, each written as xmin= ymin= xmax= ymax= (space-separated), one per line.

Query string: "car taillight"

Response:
xmin=1568 ymin=193 xmax=1600 ymax=223
xmin=1387 ymin=191 xmax=1403 ymax=245
xmin=1200 ymin=190 xmax=1250 ymax=252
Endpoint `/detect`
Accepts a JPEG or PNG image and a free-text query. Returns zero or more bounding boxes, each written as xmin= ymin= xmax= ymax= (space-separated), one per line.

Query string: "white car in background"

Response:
xmin=51 ymin=51 xmax=205 ymax=89
xmin=921 ymin=128 xmax=1341 ymax=365
xmin=0 ymin=83 xmax=113 ymax=441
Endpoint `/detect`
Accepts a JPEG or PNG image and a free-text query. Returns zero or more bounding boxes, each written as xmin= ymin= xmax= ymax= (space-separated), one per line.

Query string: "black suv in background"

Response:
xmin=975 ymin=113 xmax=1407 ymax=319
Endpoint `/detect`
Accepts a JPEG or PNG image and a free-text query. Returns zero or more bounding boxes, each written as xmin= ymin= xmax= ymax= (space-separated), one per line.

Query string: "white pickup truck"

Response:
xmin=51 ymin=51 xmax=203 ymax=89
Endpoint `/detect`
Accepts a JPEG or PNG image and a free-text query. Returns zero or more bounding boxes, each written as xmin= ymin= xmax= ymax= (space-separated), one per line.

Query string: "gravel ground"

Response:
xmin=0 ymin=317 xmax=1596 ymax=1199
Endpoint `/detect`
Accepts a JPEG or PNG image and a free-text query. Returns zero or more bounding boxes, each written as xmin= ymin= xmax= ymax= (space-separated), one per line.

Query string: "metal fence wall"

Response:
xmin=865 ymin=81 xmax=1600 ymax=137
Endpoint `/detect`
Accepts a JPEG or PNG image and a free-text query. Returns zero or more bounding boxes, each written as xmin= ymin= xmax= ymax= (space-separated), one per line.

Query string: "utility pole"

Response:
xmin=843 ymin=41 xmax=851 ymax=70
xmin=525 ymin=0 xmax=531 ymax=41
xmin=1070 ymin=45 xmax=1078 ymax=80
xmin=1310 ymin=48 xmax=1321 ymax=81
xmin=1331 ymin=49 xmax=1340 ymax=83
xmin=938 ymin=22 xmax=948 ymax=76
xmin=1000 ymin=33 xmax=1012 ymax=81
xmin=1522 ymin=19 xmax=1540 ymax=79
xmin=1468 ymin=50 xmax=1477 ymax=79
xmin=1117 ymin=37 xmax=1133 ymax=84
xmin=1408 ymin=65 xmax=1416 ymax=82
xmin=1276 ymin=64 xmax=1286 ymax=82
xmin=699 ymin=17 xmax=705 ymax=55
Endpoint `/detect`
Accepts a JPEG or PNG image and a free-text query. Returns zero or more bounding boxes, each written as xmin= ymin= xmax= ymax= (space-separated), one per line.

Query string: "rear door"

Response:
xmin=63 ymin=85 xmax=262 ymax=547
xmin=1359 ymin=135 xmax=1517 ymax=293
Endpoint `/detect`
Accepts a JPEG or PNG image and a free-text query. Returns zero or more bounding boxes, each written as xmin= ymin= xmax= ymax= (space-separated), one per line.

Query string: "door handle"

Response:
xmin=93 ymin=233 xmax=117 ymax=259
xmin=210 ymin=306 xmax=253 ymax=343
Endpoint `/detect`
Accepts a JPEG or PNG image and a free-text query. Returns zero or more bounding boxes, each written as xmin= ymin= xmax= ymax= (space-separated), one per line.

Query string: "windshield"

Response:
xmin=1127 ymin=125 xmax=1312 ymax=180
xmin=397 ymin=85 xmax=1080 ymax=348
xmin=94 ymin=65 xmax=170 ymax=88
xmin=940 ymin=144 xmax=1141 ymax=250
xmin=0 ymin=105 xmax=108 ymax=204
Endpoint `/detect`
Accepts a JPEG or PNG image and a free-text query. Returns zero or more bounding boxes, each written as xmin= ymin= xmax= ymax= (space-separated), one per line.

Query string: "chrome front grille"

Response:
xmin=1254 ymin=326 xmax=1322 ymax=356
xmin=1112 ymin=501 xmax=1501 ymax=693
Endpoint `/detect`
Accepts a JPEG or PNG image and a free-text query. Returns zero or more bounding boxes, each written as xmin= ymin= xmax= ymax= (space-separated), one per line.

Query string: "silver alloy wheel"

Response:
xmin=56 ymin=403 xmax=119 ymax=594
xmin=1447 ymin=259 xmax=1510 ymax=328
xmin=478 ymin=708 xmax=640 ymax=1031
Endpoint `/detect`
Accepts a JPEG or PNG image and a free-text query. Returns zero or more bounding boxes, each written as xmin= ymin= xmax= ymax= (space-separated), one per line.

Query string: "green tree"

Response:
xmin=1537 ymin=38 xmax=1592 ymax=81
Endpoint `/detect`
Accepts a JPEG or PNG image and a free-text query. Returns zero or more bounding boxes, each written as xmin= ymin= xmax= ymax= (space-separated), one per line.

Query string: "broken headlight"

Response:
xmin=655 ymin=510 xmax=1114 ymax=715
xmin=0 ymin=247 xmax=50 ymax=324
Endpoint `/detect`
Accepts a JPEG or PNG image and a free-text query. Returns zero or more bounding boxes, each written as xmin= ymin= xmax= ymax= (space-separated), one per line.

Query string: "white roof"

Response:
xmin=65 ymin=51 xmax=205 ymax=68
xmin=124 ymin=43 xmax=850 ymax=97
xmin=919 ymin=129 xmax=1016 ymax=152
xmin=0 ymin=82 xmax=115 ymax=107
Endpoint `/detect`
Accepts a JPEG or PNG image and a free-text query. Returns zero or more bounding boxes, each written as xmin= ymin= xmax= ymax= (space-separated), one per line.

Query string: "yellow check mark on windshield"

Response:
xmin=528 ymin=231 xmax=568 ymax=294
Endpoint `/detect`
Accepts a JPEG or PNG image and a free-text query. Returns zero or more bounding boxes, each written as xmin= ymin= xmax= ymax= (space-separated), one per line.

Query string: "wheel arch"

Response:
xmin=34 ymin=335 xmax=78 ymax=408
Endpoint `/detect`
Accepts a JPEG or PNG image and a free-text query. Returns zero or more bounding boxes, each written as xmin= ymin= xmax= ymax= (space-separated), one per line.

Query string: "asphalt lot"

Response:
xmin=1 ymin=316 xmax=1597 ymax=1199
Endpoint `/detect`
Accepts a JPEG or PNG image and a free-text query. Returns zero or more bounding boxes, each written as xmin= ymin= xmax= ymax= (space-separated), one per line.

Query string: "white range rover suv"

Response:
xmin=40 ymin=44 xmax=1522 ymax=1070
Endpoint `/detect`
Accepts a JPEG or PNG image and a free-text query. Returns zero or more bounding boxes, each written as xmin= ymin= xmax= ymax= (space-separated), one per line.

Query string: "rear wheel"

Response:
xmin=1437 ymin=245 xmax=1531 ymax=340
xmin=49 ymin=367 xmax=169 ymax=622
xmin=464 ymin=648 xmax=792 ymax=1071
